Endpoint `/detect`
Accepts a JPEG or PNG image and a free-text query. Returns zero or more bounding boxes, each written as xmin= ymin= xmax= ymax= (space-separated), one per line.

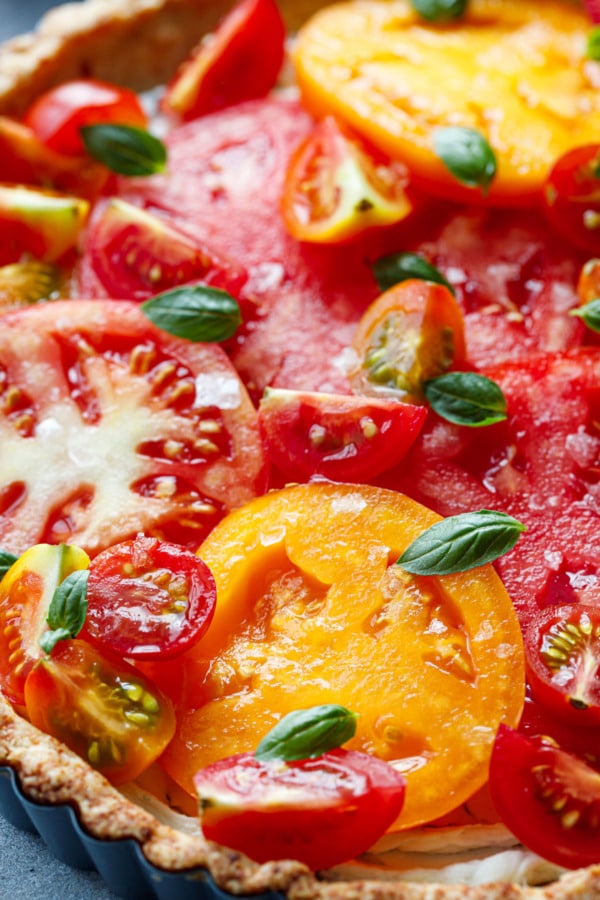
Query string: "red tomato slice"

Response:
xmin=24 ymin=639 xmax=175 ymax=784
xmin=0 ymin=300 xmax=266 ymax=557
xmin=193 ymin=748 xmax=406 ymax=869
xmin=25 ymin=79 xmax=147 ymax=156
xmin=163 ymin=0 xmax=285 ymax=120
xmin=281 ymin=116 xmax=414 ymax=243
xmin=543 ymin=145 xmax=600 ymax=255
xmin=83 ymin=534 xmax=216 ymax=660
xmin=258 ymin=388 xmax=426 ymax=483
xmin=0 ymin=184 xmax=89 ymax=266
xmin=489 ymin=724 xmax=600 ymax=870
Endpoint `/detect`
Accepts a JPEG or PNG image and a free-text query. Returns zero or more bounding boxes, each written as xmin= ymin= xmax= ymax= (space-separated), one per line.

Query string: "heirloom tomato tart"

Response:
xmin=1 ymin=0 xmax=600 ymax=898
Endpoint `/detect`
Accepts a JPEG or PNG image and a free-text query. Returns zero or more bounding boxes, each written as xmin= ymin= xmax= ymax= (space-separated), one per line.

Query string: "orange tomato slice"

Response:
xmin=293 ymin=0 xmax=600 ymax=206
xmin=159 ymin=482 xmax=525 ymax=831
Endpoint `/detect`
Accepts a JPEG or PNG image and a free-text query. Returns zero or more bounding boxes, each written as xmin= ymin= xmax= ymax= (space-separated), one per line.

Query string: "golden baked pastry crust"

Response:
xmin=0 ymin=1 xmax=597 ymax=897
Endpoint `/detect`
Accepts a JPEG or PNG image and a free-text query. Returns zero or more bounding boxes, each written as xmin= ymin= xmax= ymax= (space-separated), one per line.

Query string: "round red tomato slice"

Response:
xmin=163 ymin=0 xmax=285 ymax=120
xmin=543 ymin=144 xmax=600 ymax=255
xmin=194 ymin=748 xmax=406 ymax=869
xmin=0 ymin=300 xmax=266 ymax=557
xmin=258 ymin=388 xmax=426 ymax=483
xmin=24 ymin=638 xmax=175 ymax=784
xmin=83 ymin=534 xmax=216 ymax=660
xmin=24 ymin=79 xmax=147 ymax=156
xmin=489 ymin=724 xmax=600 ymax=870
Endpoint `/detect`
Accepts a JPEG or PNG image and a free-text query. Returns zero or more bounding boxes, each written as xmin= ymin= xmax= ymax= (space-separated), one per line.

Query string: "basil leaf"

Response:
xmin=41 ymin=569 xmax=89 ymax=654
xmin=141 ymin=286 xmax=242 ymax=343
xmin=0 ymin=549 xmax=18 ymax=579
xmin=588 ymin=26 xmax=600 ymax=61
xmin=372 ymin=251 xmax=455 ymax=295
xmin=397 ymin=510 xmax=526 ymax=575
xmin=255 ymin=704 xmax=358 ymax=762
xmin=410 ymin=0 xmax=468 ymax=21
xmin=425 ymin=371 xmax=507 ymax=426
xmin=433 ymin=126 xmax=496 ymax=193
xmin=570 ymin=299 xmax=600 ymax=334
xmin=80 ymin=124 xmax=167 ymax=176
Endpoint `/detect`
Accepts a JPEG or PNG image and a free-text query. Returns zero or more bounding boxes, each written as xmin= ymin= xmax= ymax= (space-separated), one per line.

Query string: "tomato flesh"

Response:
xmin=543 ymin=145 xmax=600 ymax=255
xmin=194 ymin=748 xmax=406 ymax=869
xmin=0 ymin=184 xmax=89 ymax=266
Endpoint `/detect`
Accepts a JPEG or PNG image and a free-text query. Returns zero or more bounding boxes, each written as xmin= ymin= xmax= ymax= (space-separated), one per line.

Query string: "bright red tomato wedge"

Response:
xmin=194 ymin=748 xmax=406 ymax=870
xmin=0 ymin=184 xmax=89 ymax=266
xmin=543 ymin=144 xmax=600 ymax=255
xmin=83 ymin=534 xmax=217 ymax=660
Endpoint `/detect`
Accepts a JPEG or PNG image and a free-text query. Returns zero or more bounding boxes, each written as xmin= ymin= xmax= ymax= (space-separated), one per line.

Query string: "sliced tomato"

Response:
xmin=350 ymin=279 xmax=467 ymax=403
xmin=0 ymin=300 xmax=266 ymax=557
xmin=0 ymin=184 xmax=89 ymax=265
xmin=82 ymin=534 xmax=216 ymax=660
xmin=83 ymin=198 xmax=247 ymax=302
xmin=258 ymin=388 xmax=426 ymax=483
xmin=0 ymin=543 xmax=89 ymax=707
xmin=163 ymin=0 xmax=285 ymax=120
xmin=194 ymin=748 xmax=406 ymax=869
xmin=543 ymin=145 xmax=600 ymax=255
xmin=489 ymin=724 xmax=600 ymax=870
xmin=0 ymin=261 xmax=62 ymax=314
xmin=24 ymin=79 xmax=147 ymax=157
xmin=281 ymin=116 xmax=414 ymax=244
xmin=24 ymin=639 xmax=175 ymax=784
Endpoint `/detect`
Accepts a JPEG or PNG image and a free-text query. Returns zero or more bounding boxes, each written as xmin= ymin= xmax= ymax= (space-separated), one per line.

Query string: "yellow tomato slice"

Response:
xmin=160 ymin=482 xmax=525 ymax=831
xmin=293 ymin=0 xmax=600 ymax=206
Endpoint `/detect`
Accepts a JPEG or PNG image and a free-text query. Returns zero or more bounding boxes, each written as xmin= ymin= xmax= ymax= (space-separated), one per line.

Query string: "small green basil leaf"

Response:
xmin=410 ymin=0 xmax=468 ymax=21
xmin=588 ymin=26 xmax=600 ymax=61
xmin=141 ymin=286 xmax=242 ymax=343
xmin=255 ymin=704 xmax=358 ymax=762
xmin=425 ymin=371 xmax=507 ymax=426
xmin=41 ymin=569 xmax=89 ymax=654
xmin=396 ymin=510 xmax=526 ymax=575
xmin=0 ymin=549 xmax=19 ymax=579
xmin=372 ymin=251 xmax=455 ymax=295
xmin=80 ymin=124 xmax=167 ymax=176
xmin=433 ymin=126 xmax=496 ymax=193
xmin=570 ymin=299 xmax=600 ymax=334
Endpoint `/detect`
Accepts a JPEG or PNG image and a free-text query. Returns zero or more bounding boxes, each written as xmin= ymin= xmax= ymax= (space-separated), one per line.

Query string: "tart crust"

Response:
xmin=0 ymin=1 xmax=597 ymax=897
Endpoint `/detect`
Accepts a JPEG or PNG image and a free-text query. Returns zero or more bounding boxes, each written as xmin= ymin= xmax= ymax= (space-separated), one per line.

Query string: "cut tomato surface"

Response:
xmin=0 ymin=300 xmax=266 ymax=556
xmin=543 ymin=144 xmax=600 ymax=256
xmin=0 ymin=184 xmax=89 ymax=266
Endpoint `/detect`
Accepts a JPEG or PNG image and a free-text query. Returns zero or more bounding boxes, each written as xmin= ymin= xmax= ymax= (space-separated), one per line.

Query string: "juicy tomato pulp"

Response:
xmin=543 ymin=145 xmax=600 ymax=255
xmin=0 ymin=184 xmax=89 ymax=266
xmin=24 ymin=639 xmax=175 ymax=784
xmin=83 ymin=534 xmax=217 ymax=660
xmin=194 ymin=748 xmax=406 ymax=870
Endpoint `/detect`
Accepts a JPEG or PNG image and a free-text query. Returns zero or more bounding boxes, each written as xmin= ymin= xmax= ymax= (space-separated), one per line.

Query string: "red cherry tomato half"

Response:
xmin=194 ymin=748 xmax=406 ymax=870
xmin=82 ymin=535 xmax=217 ymax=660
xmin=163 ymin=0 xmax=285 ymax=120
xmin=543 ymin=144 xmax=600 ymax=255
xmin=25 ymin=79 xmax=147 ymax=157
xmin=24 ymin=639 xmax=176 ymax=784
xmin=258 ymin=388 xmax=426 ymax=483
xmin=489 ymin=724 xmax=600 ymax=870
xmin=281 ymin=116 xmax=414 ymax=244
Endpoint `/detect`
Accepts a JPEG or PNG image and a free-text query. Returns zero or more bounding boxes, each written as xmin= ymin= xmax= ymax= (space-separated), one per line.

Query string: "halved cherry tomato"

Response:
xmin=577 ymin=257 xmax=600 ymax=306
xmin=0 ymin=543 xmax=90 ymax=707
xmin=281 ymin=117 xmax=414 ymax=244
xmin=83 ymin=198 xmax=246 ymax=301
xmin=159 ymin=482 xmax=525 ymax=831
xmin=163 ymin=0 xmax=285 ymax=120
xmin=25 ymin=79 xmax=147 ymax=156
xmin=0 ymin=184 xmax=89 ymax=266
xmin=258 ymin=388 xmax=426 ymax=483
xmin=194 ymin=748 xmax=406 ymax=869
xmin=349 ymin=279 xmax=467 ymax=403
xmin=82 ymin=535 xmax=216 ymax=660
xmin=489 ymin=724 xmax=600 ymax=870
xmin=24 ymin=638 xmax=175 ymax=784
xmin=543 ymin=145 xmax=600 ymax=255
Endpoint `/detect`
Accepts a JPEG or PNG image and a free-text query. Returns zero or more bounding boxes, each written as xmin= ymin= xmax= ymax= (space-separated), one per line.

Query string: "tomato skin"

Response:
xmin=258 ymin=388 xmax=426 ymax=483
xmin=543 ymin=145 xmax=600 ymax=255
xmin=24 ymin=639 xmax=176 ymax=784
xmin=194 ymin=748 xmax=406 ymax=869
xmin=25 ymin=79 xmax=147 ymax=156
xmin=83 ymin=535 xmax=217 ymax=660
xmin=163 ymin=0 xmax=285 ymax=120
xmin=489 ymin=724 xmax=600 ymax=870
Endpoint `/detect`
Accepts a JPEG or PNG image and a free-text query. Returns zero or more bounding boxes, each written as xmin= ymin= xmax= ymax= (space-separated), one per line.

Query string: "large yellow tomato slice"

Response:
xmin=293 ymin=0 xmax=600 ymax=206
xmin=160 ymin=483 xmax=525 ymax=831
